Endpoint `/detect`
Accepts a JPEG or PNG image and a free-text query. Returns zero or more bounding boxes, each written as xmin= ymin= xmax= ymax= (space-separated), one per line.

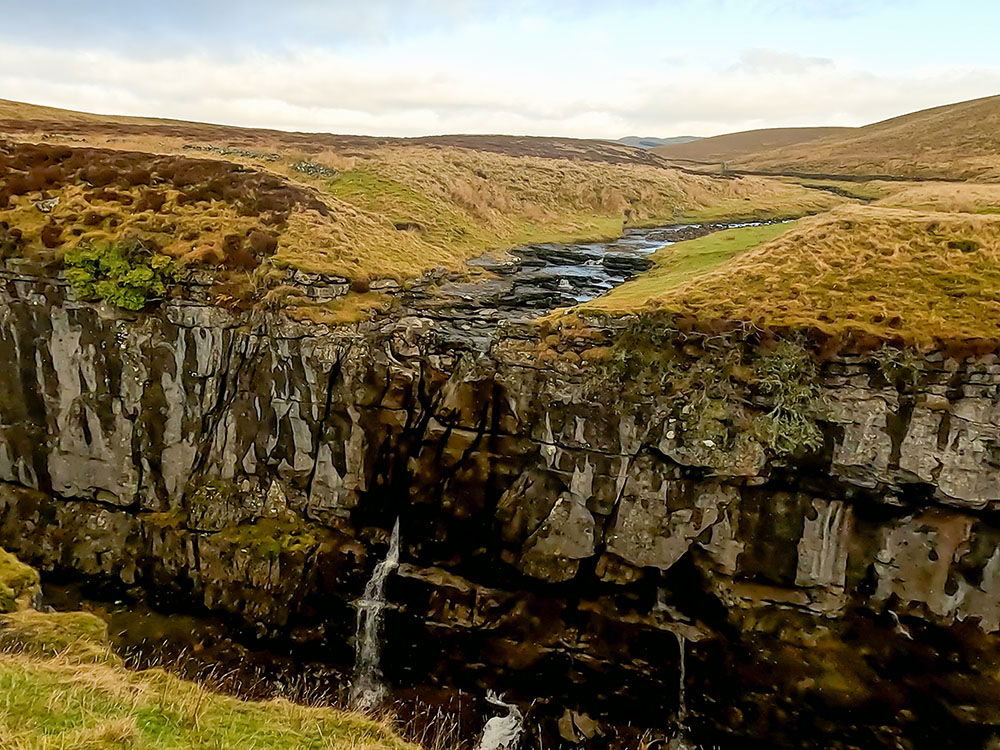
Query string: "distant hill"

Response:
xmin=652 ymin=127 xmax=854 ymax=163
xmin=732 ymin=94 xmax=1000 ymax=181
xmin=0 ymin=98 xmax=671 ymax=168
xmin=615 ymin=136 xmax=701 ymax=150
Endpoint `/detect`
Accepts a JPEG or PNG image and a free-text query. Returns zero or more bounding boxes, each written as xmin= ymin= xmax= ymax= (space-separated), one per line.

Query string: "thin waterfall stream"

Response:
xmin=676 ymin=632 xmax=687 ymax=724
xmin=350 ymin=518 xmax=401 ymax=710
xmin=668 ymin=632 xmax=698 ymax=750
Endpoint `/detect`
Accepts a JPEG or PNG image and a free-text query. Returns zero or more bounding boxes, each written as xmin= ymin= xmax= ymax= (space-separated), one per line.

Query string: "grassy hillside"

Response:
xmin=0 ymin=99 xmax=843 ymax=287
xmin=652 ymin=127 xmax=853 ymax=164
xmin=584 ymin=202 xmax=1000 ymax=347
xmin=733 ymin=94 xmax=1000 ymax=181
xmin=0 ymin=548 xmax=414 ymax=750
xmin=584 ymin=222 xmax=797 ymax=312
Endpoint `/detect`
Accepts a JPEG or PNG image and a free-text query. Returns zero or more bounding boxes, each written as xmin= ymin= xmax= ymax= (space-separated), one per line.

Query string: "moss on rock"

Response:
xmin=0 ymin=547 xmax=39 ymax=613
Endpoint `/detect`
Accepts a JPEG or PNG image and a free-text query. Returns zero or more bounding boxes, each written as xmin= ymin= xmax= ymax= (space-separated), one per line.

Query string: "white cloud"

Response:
xmin=0 ymin=38 xmax=997 ymax=139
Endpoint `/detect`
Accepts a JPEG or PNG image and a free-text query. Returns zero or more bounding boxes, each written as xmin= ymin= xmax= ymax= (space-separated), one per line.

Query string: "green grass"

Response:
xmin=214 ymin=518 xmax=321 ymax=560
xmin=324 ymin=170 xmax=483 ymax=249
xmin=0 ymin=655 xmax=413 ymax=749
xmin=0 ymin=547 xmax=39 ymax=613
xmin=583 ymin=205 xmax=1000 ymax=346
xmin=0 ymin=548 xmax=415 ymax=750
xmin=323 ymin=169 xmax=627 ymax=258
xmin=787 ymin=178 xmax=892 ymax=201
xmin=584 ymin=222 xmax=796 ymax=312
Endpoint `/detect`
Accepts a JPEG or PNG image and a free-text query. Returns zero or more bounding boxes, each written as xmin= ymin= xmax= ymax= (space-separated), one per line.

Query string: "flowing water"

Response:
xmin=676 ymin=631 xmax=687 ymax=724
xmin=474 ymin=691 xmax=524 ymax=750
xmin=403 ymin=219 xmax=792 ymax=350
xmin=668 ymin=632 xmax=700 ymax=750
xmin=350 ymin=518 xmax=401 ymax=710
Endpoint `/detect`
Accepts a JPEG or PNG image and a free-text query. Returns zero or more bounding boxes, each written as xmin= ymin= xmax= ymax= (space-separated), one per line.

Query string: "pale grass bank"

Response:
xmin=579 ymin=205 xmax=1000 ymax=346
xmin=0 ymin=547 xmax=417 ymax=750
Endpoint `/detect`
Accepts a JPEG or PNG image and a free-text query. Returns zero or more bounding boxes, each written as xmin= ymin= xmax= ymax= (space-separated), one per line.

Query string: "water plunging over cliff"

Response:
xmin=350 ymin=519 xmax=401 ymax=710
xmin=668 ymin=632 xmax=697 ymax=750
xmin=475 ymin=691 xmax=524 ymax=750
xmin=676 ymin=632 xmax=687 ymax=724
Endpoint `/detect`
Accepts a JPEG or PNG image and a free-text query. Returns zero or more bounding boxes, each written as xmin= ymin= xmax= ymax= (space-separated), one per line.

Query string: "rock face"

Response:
xmin=3 ymin=261 xmax=1000 ymax=747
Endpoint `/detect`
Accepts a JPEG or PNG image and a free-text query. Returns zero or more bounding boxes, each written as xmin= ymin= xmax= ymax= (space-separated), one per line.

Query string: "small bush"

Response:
xmin=752 ymin=339 xmax=824 ymax=455
xmin=873 ymin=345 xmax=923 ymax=388
xmin=595 ymin=319 xmax=825 ymax=457
xmin=63 ymin=240 xmax=175 ymax=311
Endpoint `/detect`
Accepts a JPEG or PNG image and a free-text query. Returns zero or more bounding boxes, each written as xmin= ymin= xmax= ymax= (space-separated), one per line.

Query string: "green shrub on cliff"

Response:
xmin=752 ymin=340 xmax=825 ymax=455
xmin=873 ymin=345 xmax=923 ymax=388
xmin=64 ymin=239 xmax=174 ymax=311
xmin=593 ymin=318 xmax=824 ymax=457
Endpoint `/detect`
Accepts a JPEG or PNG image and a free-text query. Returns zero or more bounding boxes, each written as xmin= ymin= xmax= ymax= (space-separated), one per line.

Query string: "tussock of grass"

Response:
xmin=287 ymin=292 xmax=390 ymax=327
xmin=0 ymin=547 xmax=39 ymax=613
xmin=0 ymin=548 xmax=415 ymax=750
xmin=598 ymin=206 xmax=1000 ymax=345
xmin=0 ymin=653 xmax=413 ymax=750
xmin=0 ymin=609 xmax=115 ymax=665
xmin=584 ymin=222 xmax=796 ymax=313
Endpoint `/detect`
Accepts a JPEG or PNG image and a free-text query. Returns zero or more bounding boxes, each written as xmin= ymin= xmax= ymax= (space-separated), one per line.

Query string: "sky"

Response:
xmin=2 ymin=0 xmax=999 ymax=139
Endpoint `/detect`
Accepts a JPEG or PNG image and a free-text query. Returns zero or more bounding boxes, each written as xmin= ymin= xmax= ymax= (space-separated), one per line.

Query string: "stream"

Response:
xmin=404 ymin=218 xmax=788 ymax=347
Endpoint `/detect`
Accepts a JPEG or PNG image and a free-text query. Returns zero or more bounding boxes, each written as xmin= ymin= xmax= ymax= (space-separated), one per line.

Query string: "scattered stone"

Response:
xmin=291 ymin=161 xmax=338 ymax=178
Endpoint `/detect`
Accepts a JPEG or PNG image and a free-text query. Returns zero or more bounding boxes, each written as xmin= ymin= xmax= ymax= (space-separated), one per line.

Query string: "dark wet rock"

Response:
xmin=601 ymin=251 xmax=654 ymax=273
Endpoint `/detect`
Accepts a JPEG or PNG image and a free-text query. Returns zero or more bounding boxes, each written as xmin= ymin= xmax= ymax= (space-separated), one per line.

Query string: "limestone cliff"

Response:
xmin=2 ymin=259 xmax=1000 ymax=748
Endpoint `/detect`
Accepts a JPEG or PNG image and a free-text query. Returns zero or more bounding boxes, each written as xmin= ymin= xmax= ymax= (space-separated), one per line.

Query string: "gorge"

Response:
xmin=2 ymin=222 xmax=1000 ymax=748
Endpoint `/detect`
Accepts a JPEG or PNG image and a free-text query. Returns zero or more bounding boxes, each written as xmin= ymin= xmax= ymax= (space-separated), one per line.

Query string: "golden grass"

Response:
xmin=286 ymin=292 xmax=390 ymax=327
xmin=785 ymin=178 xmax=901 ymax=202
xmin=0 ymin=185 xmax=274 ymax=265
xmin=874 ymin=183 xmax=1000 ymax=214
xmin=0 ymin=99 xmax=140 ymax=124
xmin=599 ymin=205 xmax=1000 ymax=345
xmin=583 ymin=222 xmax=797 ymax=313
xmin=0 ymin=650 xmax=415 ymax=750
xmin=0 ymin=545 xmax=416 ymax=750
xmin=652 ymin=126 xmax=854 ymax=163
xmin=1 ymin=98 xmax=847 ymax=283
xmin=249 ymin=145 xmax=842 ymax=279
xmin=733 ymin=94 xmax=1000 ymax=181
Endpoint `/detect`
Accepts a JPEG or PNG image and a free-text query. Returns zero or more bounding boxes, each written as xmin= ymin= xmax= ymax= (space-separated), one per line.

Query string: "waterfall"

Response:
xmin=675 ymin=631 xmax=687 ymax=724
xmin=350 ymin=518 xmax=401 ymax=710
xmin=475 ymin=691 xmax=524 ymax=750
xmin=666 ymin=632 xmax=698 ymax=750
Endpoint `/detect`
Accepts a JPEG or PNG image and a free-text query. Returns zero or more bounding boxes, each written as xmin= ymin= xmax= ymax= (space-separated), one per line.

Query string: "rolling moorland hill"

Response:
xmin=651 ymin=126 xmax=853 ymax=164
xmin=0 ymin=98 xmax=840 ymax=286
xmin=732 ymin=94 xmax=1000 ymax=181
xmin=615 ymin=135 xmax=701 ymax=150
